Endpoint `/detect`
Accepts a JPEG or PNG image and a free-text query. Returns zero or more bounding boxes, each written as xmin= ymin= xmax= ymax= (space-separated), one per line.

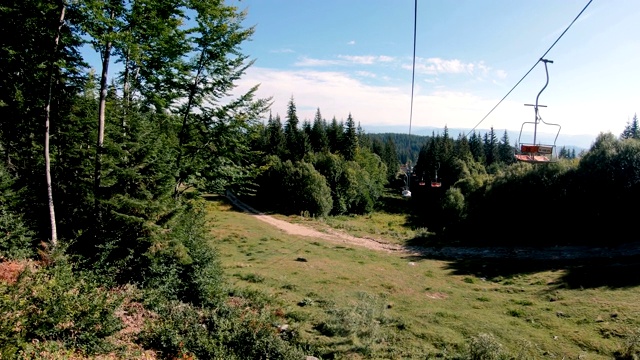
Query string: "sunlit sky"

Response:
xmin=228 ymin=0 xmax=640 ymax=143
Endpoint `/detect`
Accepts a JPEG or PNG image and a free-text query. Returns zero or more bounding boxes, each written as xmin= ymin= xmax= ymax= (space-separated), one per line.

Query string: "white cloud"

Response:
xmin=338 ymin=55 xmax=396 ymax=65
xmin=347 ymin=40 xmax=356 ymax=45
xmin=234 ymin=67 xmax=520 ymax=130
xmin=495 ymin=69 xmax=508 ymax=79
xmin=294 ymin=57 xmax=341 ymax=67
xmin=231 ymin=66 xmax=615 ymax=138
xmin=409 ymin=58 xmax=506 ymax=81
xmin=419 ymin=58 xmax=474 ymax=75
xmin=270 ymin=48 xmax=295 ymax=53
xmin=355 ymin=71 xmax=377 ymax=78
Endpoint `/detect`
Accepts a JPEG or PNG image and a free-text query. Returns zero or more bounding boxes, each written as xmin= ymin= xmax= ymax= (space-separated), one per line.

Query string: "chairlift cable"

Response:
xmin=466 ymin=0 xmax=594 ymax=137
xmin=409 ymin=0 xmax=417 ymax=137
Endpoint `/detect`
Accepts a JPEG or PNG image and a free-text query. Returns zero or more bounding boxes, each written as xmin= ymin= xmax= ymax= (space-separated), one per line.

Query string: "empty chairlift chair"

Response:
xmin=515 ymin=58 xmax=561 ymax=163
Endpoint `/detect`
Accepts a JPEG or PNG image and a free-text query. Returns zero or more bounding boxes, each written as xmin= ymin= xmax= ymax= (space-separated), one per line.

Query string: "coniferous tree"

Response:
xmin=0 ymin=0 xmax=85 ymax=240
xmin=483 ymin=127 xmax=499 ymax=166
xmin=383 ymin=137 xmax=399 ymax=181
xmin=342 ymin=113 xmax=358 ymax=161
xmin=310 ymin=108 xmax=329 ymax=153
xmin=498 ymin=130 xmax=514 ymax=164
xmin=284 ymin=96 xmax=303 ymax=161
xmin=469 ymin=131 xmax=485 ymax=164
xmin=357 ymin=122 xmax=371 ymax=149
xmin=621 ymin=113 xmax=639 ymax=140
xmin=327 ymin=116 xmax=343 ymax=153
xmin=265 ymin=112 xmax=286 ymax=157
xmin=559 ymin=146 xmax=568 ymax=159
xmin=455 ymin=134 xmax=473 ymax=162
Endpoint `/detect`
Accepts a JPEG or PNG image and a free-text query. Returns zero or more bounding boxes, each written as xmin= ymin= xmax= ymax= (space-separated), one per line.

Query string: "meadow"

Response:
xmin=205 ymin=194 xmax=640 ymax=359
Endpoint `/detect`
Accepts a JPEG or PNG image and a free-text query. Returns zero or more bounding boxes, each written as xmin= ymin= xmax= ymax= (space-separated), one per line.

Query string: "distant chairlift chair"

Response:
xmin=515 ymin=58 xmax=561 ymax=163
xmin=430 ymin=163 xmax=441 ymax=188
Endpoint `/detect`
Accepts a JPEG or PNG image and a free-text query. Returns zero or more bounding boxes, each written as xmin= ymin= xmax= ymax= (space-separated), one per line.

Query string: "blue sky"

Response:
xmin=228 ymin=0 xmax=640 ymax=143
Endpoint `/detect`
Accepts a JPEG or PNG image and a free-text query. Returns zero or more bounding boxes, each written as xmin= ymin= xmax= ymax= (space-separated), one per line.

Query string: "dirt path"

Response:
xmin=224 ymin=191 xmax=640 ymax=260
xmin=225 ymin=191 xmax=405 ymax=253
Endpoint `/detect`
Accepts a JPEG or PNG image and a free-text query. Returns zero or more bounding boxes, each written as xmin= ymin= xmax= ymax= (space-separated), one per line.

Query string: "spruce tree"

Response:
xmin=327 ymin=116 xmax=343 ymax=153
xmin=342 ymin=113 xmax=358 ymax=161
xmin=310 ymin=108 xmax=329 ymax=153
xmin=483 ymin=127 xmax=499 ymax=165
xmin=284 ymin=96 xmax=303 ymax=161
xmin=621 ymin=113 xmax=639 ymax=140
xmin=498 ymin=130 xmax=514 ymax=164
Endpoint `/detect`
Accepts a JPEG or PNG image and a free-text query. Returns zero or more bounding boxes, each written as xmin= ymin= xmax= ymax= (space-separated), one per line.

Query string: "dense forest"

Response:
xmin=0 ymin=0 xmax=312 ymax=357
xmin=0 ymin=0 xmax=638 ymax=357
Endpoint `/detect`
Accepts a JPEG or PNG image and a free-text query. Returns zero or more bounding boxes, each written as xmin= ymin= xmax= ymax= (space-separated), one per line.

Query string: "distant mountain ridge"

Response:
xmin=362 ymin=124 xmax=597 ymax=151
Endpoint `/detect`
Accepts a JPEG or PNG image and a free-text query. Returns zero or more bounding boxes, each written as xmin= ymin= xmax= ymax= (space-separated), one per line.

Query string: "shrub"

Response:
xmin=0 ymin=258 xmax=123 ymax=358
xmin=467 ymin=333 xmax=508 ymax=360
xmin=615 ymin=327 xmax=640 ymax=360
xmin=316 ymin=292 xmax=388 ymax=344
xmin=140 ymin=300 xmax=307 ymax=360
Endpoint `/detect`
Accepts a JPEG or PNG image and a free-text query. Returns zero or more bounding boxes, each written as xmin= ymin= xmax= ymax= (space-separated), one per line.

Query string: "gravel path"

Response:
xmin=224 ymin=191 xmax=640 ymax=260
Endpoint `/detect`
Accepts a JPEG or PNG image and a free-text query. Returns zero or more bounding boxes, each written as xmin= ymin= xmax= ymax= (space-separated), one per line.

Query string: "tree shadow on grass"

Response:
xmin=437 ymin=256 xmax=640 ymax=289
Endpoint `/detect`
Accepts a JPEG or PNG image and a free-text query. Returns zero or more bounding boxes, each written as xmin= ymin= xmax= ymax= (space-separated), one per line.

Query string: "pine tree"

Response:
xmin=498 ymin=130 xmax=514 ymax=164
xmin=284 ymin=96 xmax=303 ymax=161
xmin=310 ymin=108 xmax=329 ymax=153
xmin=383 ymin=137 xmax=399 ymax=180
xmin=327 ymin=116 xmax=343 ymax=153
xmin=483 ymin=127 xmax=499 ymax=165
xmin=469 ymin=132 xmax=485 ymax=164
xmin=265 ymin=112 xmax=286 ymax=157
xmin=621 ymin=113 xmax=640 ymax=140
xmin=455 ymin=134 xmax=473 ymax=162
xmin=342 ymin=113 xmax=358 ymax=161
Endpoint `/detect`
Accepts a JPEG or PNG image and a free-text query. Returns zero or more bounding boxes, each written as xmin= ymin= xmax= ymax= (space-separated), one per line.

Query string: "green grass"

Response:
xmin=205 ymin=195 xmax=640 ymax=359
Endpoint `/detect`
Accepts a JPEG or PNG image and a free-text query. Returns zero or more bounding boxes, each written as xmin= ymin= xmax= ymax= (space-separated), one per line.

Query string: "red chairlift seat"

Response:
xmin=430 ymin=181 xmax=441 ymax=188
xmin=514 ymin=144 xmax=554 ymax=163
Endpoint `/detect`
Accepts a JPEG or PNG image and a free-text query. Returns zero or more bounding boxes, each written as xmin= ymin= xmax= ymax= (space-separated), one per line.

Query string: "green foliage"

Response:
xmin=144 ymin=201 xmax=224 ymax=308
xmin=139 ymin=299 xmax=307 ymax=360
xmin=466 ymin=333 xmax=508 ymax=360
xmin=342 ymin=113 xmax=359 ymax=161
xmin=315 ymin=292 xmax=388 ymax=348
xmin=0 ymin=162 xmax=33 ymax=259
xmin=307 ymin=151 xmax=387 ymax=215
xmin=0 ymin=258 xmax=123 ymax=358
xmin=0 ymin=208 xmax=33 ymax=260
xmin=258 ymin=157 xmax=333 ymax=217
xmin=621 ymin=113 xmax=640 ymax=140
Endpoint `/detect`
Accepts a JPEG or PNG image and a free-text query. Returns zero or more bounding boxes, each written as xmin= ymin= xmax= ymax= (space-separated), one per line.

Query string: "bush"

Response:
xmin=140 ymin=299 xmax=307 ymax=360
xmin=615 ymin=328 xmax=640 ymax=360
xmin=316 ymin=292 xmax=388 ymax=348
xmin=467 ymin=333 xmax=508 ymax=360
xmin=258 ymin=158 xmax=333 ymax=217
xmin=0 ymin=258 xmax=123 ymax=358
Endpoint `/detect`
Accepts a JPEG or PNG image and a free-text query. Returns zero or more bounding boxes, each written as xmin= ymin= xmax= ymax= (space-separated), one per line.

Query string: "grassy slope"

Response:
xmin=205 ymin=195 xmax=640 ymax=359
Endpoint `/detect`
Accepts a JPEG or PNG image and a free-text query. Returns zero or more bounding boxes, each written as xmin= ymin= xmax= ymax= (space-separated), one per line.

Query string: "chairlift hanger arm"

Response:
xmin=534 ymin=58 xmax=553 ymax=110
